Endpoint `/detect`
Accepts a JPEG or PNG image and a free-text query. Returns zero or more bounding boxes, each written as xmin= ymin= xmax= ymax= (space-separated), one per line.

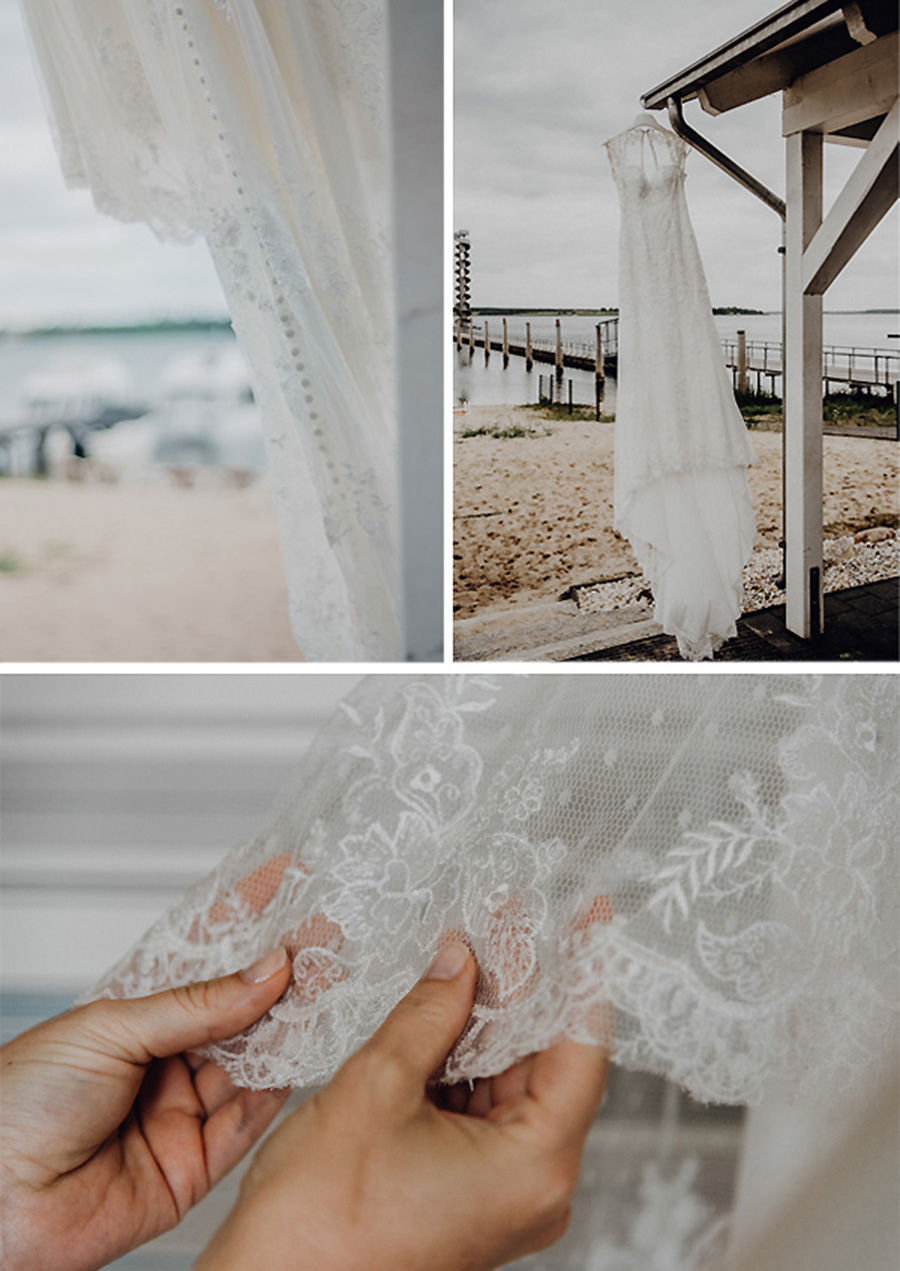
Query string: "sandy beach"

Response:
xmin=454 ymin=404 xmax=898 ymax=635
xmin=0 ymin=476 xmax=300 ymax=661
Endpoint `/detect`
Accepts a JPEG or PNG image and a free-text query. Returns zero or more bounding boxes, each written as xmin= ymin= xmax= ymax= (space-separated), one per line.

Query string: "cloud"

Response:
xmin=455 ymin=0 xmax=898 ymax=311
xmin=0 ymin=0 xmax=226 ymax=327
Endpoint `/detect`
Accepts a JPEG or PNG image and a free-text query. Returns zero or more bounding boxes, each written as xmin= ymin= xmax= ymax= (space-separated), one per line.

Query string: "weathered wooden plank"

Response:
xmin=782 ymin=31 xmax=898 ymax=135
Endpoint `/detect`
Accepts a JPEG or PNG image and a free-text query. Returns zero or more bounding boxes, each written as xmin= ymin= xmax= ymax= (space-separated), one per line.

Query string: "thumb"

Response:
xmin=80 ymin=946 xmax=292 ymax=1065
xmin=356 ymin=943 xmax=477 ymax=1095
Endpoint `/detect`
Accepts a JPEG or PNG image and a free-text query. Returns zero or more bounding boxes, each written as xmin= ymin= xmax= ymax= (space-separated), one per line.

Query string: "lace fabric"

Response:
xmin=606 ymin=124 xmax=757 ymax=661
xmin=21 ymin=0 xmax=402 ymax=659
xmin=85 ymin=673 xmax=899 ymax=1110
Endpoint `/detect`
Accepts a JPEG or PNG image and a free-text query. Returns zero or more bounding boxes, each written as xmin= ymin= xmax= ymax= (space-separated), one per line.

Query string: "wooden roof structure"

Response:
xmin=641 ymin=1 xmax=898 ymax=644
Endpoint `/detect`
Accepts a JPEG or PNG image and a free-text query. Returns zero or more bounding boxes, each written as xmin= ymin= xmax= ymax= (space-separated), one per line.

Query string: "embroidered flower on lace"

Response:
xmin=82 ymin=675 xmax=898 ymax=1107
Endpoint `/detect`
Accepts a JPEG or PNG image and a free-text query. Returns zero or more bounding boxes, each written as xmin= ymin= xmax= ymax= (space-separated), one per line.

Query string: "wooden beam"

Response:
xmin=784 ymin=130 xmax=824 ymax=640
xmin=643 ymin=0 xmax=843 ymax=110
xmin=699 ymin=25 xmax=854 ymax=115
xmin=802 ymin=97 xmax=899 ymax=293
xmin=782 ymin=31 xmax=898 ymax=135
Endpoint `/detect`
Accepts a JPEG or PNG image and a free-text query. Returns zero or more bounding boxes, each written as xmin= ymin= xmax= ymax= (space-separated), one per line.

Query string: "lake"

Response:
xmin=454 ymin=312 xmax=900 ymax=407
xmin=0 ymin=327 xmax=267 ymax=475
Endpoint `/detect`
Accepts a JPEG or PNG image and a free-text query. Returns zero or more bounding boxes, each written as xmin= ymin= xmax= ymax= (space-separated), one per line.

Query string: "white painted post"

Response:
xmin=784 ymin=129 xmax=824 ymax=639
xmin=389 ymin=0 xmax=442 ymax=660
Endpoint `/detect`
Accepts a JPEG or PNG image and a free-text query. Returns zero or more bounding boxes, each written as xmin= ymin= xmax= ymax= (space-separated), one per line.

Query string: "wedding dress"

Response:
xmin=20 ymin=0 xmax=402 ymax=660
xmin=606 ymin=122 xmax=757 ymax=661
xmin=83 ymin=673 xmax=898 ymax=1267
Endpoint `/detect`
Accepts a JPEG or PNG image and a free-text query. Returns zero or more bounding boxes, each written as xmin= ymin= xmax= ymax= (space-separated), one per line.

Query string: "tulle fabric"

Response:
xmin=606 ymin=123 xmax=757 ymax=660
xmin=20 ymin=0 xmax=402 ymax=660
xmin=80 ymin=672 xmax=899 ymax=1269
xmin=84 ymin=673 xmax=898 ymax=1103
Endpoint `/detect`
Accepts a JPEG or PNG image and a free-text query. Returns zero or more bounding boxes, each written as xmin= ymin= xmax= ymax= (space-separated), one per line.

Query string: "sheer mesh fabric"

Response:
xmin=80 ymin=672 xmax=898 ymax=1268
xmin=21 ymin=0 xmax=402 ymax=659
xmin=85 ymin=673 xmax=898 ymax=1106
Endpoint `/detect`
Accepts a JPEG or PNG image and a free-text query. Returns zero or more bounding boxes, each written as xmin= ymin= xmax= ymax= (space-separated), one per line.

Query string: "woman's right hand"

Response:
xmin=196 ymin=942 xmax=609 ymax=1271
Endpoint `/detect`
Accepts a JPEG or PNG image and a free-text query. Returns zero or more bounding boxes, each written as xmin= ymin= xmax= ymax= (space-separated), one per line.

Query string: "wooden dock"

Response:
xmin=722 ymin=333 xmax=900 ymax=396
xmin=455 ymin=316 xmax=899 ymax=398
xmin=455 ymin=317 xmax=618 ymax=376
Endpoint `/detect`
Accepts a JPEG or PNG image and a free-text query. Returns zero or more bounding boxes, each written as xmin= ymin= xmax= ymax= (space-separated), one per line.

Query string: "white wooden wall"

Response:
xmin=1 ymin=673 xmax=361 ymax=996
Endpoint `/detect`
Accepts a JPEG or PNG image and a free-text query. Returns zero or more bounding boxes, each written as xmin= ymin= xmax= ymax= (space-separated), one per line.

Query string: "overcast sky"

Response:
xmin=455 ymin=0 xmax=898 ymax=312
xmin=0 ymin=0 xmax=227 ymax=328
xmin=1 ymin=0 xmax=895 ymax=328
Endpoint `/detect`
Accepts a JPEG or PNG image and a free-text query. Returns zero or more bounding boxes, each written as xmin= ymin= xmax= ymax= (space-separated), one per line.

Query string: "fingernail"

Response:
xmin=424 ymin=942 xmax=470 ymax=981
xmin=239 ymin=946 xmax=288 ymax=984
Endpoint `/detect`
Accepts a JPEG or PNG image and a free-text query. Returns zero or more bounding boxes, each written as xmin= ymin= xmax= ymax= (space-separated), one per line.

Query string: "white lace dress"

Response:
xmin=606 ymin=125 xmax=756 ymax=661
xmin=80 ymin=672 xmax=899 ymax=1268
xmin=21 ymin=0 xmax=402 ymax=661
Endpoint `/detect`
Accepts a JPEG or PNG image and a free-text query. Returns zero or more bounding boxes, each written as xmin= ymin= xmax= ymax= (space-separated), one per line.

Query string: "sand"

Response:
xmin=454 ymin=405 xmax=899 ymax=621
xmin=0 ymin=476 xmax=301 ymax=662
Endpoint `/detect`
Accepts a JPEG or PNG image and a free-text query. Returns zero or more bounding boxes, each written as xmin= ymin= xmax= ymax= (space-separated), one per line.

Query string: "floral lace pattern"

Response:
xmin=86 ymin=674 xmax=899 ymax=1109
xmin=21 ymin=0 xmax=402 ymax=659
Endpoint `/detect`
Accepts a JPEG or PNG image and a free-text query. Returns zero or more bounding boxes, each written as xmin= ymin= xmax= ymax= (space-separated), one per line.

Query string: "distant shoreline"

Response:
xmin=469 ymin=307 xmax=899 ymax=318
xmin=0 ymin=318 xmax=234 ymax=338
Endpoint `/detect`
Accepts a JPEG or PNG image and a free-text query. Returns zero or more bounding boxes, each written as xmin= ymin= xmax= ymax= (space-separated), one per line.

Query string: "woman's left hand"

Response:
xmin=0 ymin=948 xmax=292 ymax=1271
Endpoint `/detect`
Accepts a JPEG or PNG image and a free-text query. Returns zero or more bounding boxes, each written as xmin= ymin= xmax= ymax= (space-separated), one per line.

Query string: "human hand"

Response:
xmin=196 ymin=943 xmax=610 ymax=1271
xmin=0 ymin=948 xmax=292 ymax=1271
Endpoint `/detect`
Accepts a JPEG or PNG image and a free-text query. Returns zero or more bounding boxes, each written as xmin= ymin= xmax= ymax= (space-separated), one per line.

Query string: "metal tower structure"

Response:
xmin=454 ymin=230 xmax=472 ymax=321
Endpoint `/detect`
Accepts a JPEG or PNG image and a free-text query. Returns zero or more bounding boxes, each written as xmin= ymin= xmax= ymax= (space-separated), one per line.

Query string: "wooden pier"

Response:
xmin=455 ymin=315 xmax=899 ymax=399
xmin=722 ymin=332 xmax=900 ymax=397
xmin=455 ymin=317 xmax=619 ymax=376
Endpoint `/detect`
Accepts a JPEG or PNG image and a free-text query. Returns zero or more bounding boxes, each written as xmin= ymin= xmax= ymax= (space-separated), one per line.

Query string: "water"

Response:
xmin=454 ymin=312 xmax=900 ymax=407
xmin=0 ymin=326 xmax=266 ymax=475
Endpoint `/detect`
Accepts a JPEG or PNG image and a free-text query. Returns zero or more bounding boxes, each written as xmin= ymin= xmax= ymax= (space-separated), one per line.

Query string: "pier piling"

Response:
xmin=737 ymin=329 xmax=748 ymax=393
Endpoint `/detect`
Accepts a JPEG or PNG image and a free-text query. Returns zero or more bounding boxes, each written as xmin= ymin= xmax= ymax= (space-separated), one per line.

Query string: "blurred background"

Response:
xmin=0 ymin=672 xmax=361 ymax=1267
xmin=0 ymin=0 xmax=295 ymax=661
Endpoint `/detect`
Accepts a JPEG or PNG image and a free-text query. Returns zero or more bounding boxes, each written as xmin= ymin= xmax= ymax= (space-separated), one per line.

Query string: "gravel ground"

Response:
xmin=576 ymin=532 xmax=899 ymax=616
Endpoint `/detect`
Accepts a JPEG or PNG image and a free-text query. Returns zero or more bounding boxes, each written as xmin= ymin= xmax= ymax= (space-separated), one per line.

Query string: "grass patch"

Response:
xmin=458 ymin=422 xmax=553 ymax=440
xmin=0 ymin=551 xmax=22 ymax=574
xmin=735 ymin=388 xmax=897 ymax=430
xmin=823 ymin=394 xmax=896 ymax=428
xmin=525 ymin=402 xmax=614 ymax=422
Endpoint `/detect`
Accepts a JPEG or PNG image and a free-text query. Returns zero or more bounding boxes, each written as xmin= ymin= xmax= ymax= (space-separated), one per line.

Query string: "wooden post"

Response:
xmin=568 ymin=378 xmax=573 ymax=415
xmin=595 ymin=323 xmax=605 ymax=419
xmin=484 ymin=318 xmax=490 ymax=363
xmin=784 ymin=129 xmax=824 ymax=640
xmin=469 ymin=318 xmax=475 ymax=357
xmin=455 ymin=318 xmax=462 ymax=349
xmin=525 ymin=321 xmax=533 ymax=370
xmin=737 ymin=329 xmax=748 ymax=394
xmin=555 ymin=318 xmax=563 ymax=382
xmin=502 ymin=317 xmax=509 ymax=367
